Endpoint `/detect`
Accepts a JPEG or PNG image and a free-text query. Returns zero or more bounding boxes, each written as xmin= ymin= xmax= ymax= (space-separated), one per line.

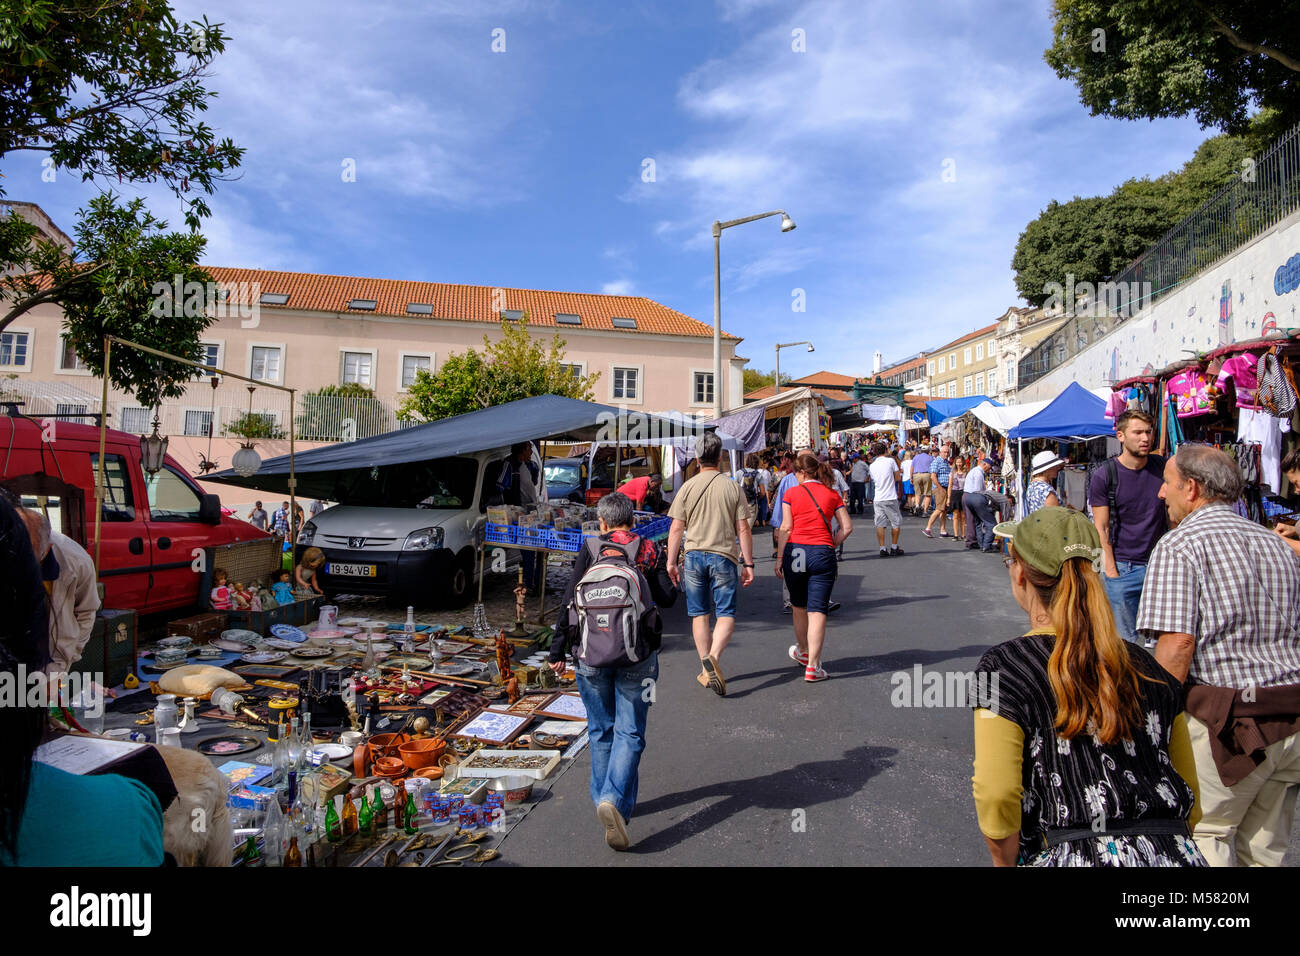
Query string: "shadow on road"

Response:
xmin=723 ymin=643 xmax=993 ymax=698
xmin=628 ymin=743 xmax=898 ymax=854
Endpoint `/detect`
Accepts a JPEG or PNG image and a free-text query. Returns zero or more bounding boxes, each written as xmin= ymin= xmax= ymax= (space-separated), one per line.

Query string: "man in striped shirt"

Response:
xmin=1137 ymin=444 xmax=1300 ymax=867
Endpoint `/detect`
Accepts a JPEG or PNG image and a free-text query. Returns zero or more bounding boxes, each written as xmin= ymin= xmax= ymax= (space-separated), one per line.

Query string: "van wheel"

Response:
xmin=439 ymin=552 xmax=474 ymax=609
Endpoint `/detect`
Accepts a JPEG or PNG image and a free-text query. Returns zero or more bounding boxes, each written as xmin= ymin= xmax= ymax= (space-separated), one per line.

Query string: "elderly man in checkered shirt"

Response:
xmin=1137 ymin=444 xmax=1300 ymax=867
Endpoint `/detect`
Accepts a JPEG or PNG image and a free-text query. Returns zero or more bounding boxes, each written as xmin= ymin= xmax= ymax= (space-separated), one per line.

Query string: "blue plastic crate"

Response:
xmin=543 ymin=527 xmax=585 ymax=552
xmin=484 ymin=522 xmax=517 ymax=545
xmin=517 ymin=526 xmax=550 ymax=549
xmin=634 ymin=516 xmax=672 ymax=539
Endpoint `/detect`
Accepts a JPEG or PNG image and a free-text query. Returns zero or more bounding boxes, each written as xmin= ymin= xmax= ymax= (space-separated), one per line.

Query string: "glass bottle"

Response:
xmin=372 ymin=786 xmax=388 ymax=832
xmin=284 ymin=836 xmax=302 ymax=867
xmin=242 ymin=834 xmax=261 ymax=866
xmin=325 ymin=794 xmax=342 ymax=843
xmin=403 ymin=783 xmax=419 ymax=835
xmin=286 ymin=716 xmax=302 ymax=773
xmin=341 ymin=791 xmax=358 ymax=837
xmin=358 ymin=787 xmax=373 ymax=837
xmin=262 ymin=794 xmax=284 ymax=866
xmin=300 ymin=710 xmax=313 ymax=752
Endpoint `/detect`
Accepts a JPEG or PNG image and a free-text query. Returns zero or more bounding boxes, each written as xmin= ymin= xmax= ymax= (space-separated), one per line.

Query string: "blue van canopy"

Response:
xmin=204 ymin=395 xmax=703 ymax=498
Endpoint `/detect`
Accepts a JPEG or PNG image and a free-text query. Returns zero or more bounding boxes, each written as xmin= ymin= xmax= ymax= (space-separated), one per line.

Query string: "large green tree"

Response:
xmin=742 ymin=367 xmax=792 ymax=393
xmin=1045 ymin=0 xmax=1300 ymax=135
xmin=0 ymin=0 xmax=242 ymax=405
xmin=1011 ymin=124 xmax=1259 ymax=305
xmin=398 ymin=319 xmax=600 ymax=423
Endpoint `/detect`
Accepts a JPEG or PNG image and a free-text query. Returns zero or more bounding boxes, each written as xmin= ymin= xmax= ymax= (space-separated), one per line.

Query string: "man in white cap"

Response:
xmin=1024 ymin=451 xmax=1066 ymax=515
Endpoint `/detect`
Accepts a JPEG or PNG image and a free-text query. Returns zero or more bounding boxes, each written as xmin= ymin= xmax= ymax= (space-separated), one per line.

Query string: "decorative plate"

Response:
xmin=335 ymin=617 xmax=368 ymax=626
xmin=438 ymin=662 xmax=475 ymax=676
xmin=269 ymin=624 xmax=307 ymax=642
xmin=209 ymin=639 xmax=250 ymax=653
xmin=240 ymin=651 xmax=288 ymax=664
xmin=196 ymin=734 xmax=262 ymax=756
xmin=263 ymin=638 xmax=301 ymax=651
xmin=308 ymin=743 xmax=352 ymax=761
xmin=291 ymin=645 xmax=334 ymax=658
xmin=353 ymin=640 xmax=394 ymax=652
xmin=220 ymin=629 xmax=262 ymax=645
xmin=309 ymin=628 xmax=347 ymax=640
xmin=328 ymin=638 xmax=354 ymax=648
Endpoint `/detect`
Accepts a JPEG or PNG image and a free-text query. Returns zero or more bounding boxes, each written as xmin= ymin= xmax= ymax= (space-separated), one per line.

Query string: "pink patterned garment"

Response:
xmin=1215 ymin=353 xmax=1262 ymax=409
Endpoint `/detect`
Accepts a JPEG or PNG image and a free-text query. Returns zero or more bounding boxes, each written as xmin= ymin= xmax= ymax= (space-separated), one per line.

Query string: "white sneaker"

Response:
xmin=789 ymin=645 xmax=809 ymax=666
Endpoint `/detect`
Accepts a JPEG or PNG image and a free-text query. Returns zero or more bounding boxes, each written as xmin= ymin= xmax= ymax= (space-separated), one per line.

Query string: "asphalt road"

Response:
xmin=491 ymin=513 xmax=1300 ymax=867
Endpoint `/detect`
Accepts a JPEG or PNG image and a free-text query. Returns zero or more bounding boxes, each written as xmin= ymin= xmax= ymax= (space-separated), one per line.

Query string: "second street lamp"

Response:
xmin=712 ymin=209 xmax=796 ymax=420
xmin=774 ymin=340 xmax=814 ymax=395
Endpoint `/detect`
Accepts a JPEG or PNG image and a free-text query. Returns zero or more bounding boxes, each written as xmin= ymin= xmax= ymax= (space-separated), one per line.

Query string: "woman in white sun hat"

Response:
xmin=1024 ymin=450 xmax=1066 ymax=515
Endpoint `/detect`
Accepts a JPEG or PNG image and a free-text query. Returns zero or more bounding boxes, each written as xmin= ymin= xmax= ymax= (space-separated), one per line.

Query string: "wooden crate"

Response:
xmin=166 ymin=611 xmax=226 ymax=645
xmin=71 ymin=609 xmax=137 ymax=687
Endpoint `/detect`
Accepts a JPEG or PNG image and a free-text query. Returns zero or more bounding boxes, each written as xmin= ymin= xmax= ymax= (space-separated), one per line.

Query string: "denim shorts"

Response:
xmin=683 ymin=551 xmax=738 ymax=619
xmin=782 ymin=543 xmax=837 ymax=614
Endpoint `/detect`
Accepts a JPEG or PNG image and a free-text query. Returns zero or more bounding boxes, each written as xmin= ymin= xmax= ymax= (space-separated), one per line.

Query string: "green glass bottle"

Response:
xmin=403 ymin=786 xmax=418 ymax=835
xmin=242 ymin=834 xmax=261 ymax=866
xmin=372 ymin=787 xmax=387 ymax=832
xmin=358 ymin=788 xmax=373 ymax=837
xmin=325 ymin=794 xmax=342 ymax=844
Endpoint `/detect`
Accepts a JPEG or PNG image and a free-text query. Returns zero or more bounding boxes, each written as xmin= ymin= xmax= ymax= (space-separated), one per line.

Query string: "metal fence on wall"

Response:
xmin=1019 ymin=121 xmax=1300 ymax=389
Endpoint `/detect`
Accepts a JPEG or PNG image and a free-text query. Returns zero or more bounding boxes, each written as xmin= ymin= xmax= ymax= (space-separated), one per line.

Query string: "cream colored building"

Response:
xmin=992 ymin=306 xmax=1069 ymax=405
xmin=924 ymin=322 xmax=1000 ymax=400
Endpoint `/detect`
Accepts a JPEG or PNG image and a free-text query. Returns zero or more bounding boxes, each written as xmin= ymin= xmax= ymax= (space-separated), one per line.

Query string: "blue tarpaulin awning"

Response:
xmin=1008 ymin=382 xmax=1112 ymax=440
xmin=924 ymin=395 xmax=1000 ymax=427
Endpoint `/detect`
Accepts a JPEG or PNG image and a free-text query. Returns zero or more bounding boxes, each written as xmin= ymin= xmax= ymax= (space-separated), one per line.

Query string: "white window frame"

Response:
xmin=1006 ymin=359 xmax=1015 ymax=385
xmin=926 ymin=360 xmax=935 ymax=377
xmin=964 ymin=347 xmax=972 ymax=365
xmin=987 ymin=369 xmax=997 ymax=394
xmin=119 ymin=406 xmax=151 ymax=434
xmin=195 ymin=340 xmax=224 ymax=379
xmin=557 ymin=360 xmax=587 ymax=382
xmin=975 ymin=371 xmax=984 ymax=392
xmin=397 ymin=351 xmax=434 ymax=391
xmin=609 ymin=364 xmax=644 ymax=405
xmin=247 ymin=341 xmax=285 ymax=384
xmin=936 ymin=356 xmax=945 ymax=374
xmin=0 ymin=327 xmax=34 ymax=371
xmin=988 ymin=339 xmax=996 ymax=357
xmin=182 ymin=407 xmax=217 ymax=438
xmin=963 ymin=375 xmax=973 ymax=396
xmin=338 ymin=347 xmax=378 ymax=388
xmin=54 ymin=333 xmax=91 ymax=376
xmin=975 ymin=343 xmax=984 ymax=361
xmin=689 ymin=368 xmax=715 ymax=408
xmin=948 ymin=352 xmax=956 ymax=369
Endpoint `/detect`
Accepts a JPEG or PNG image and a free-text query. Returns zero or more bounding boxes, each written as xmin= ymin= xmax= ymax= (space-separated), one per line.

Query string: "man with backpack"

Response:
xmin=1089 ymin=409 xmax=1168 ymax=644
xmin=549 ymin=491 xmax=673 ymax=851
xmin=740 ymin=454 xmax=765 ymax=527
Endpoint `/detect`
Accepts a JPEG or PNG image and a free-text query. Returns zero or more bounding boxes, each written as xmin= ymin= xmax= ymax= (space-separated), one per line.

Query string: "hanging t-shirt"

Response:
xmin=1167 ymin=369 xmax=1214 ymax=418
xmin=1215 ymin=353 xmax=1263 ymax=410
xmin=1105 ymin=390 xmax=1128 ymax=420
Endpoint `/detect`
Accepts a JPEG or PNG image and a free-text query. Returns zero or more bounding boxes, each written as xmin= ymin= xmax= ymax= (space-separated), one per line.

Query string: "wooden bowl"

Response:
xmin=398 ymin=737 xmax=447 ymax=770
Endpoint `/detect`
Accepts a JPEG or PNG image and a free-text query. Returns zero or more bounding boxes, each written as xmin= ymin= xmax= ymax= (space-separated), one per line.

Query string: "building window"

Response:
xmin=1006 ymin=359 xmax=1015 ymax=385
xmin=948 ymin=353 xmax=956 ymax=369
xmin=927 ymin=360 xmax=935 ymax=376
xmin=558 ymin=362 xmax=585 ymax=380
xmin=341 ymin=351 xmax=373 ymax=386
xmin=988 ymin=339 xmax=996 ymax=356
xmin=199 ymin=342 xmax=220 ymax=376
xmin=250 ymin=346 xmax=281 ymax=382
xmin=58 ymin=336 xmax=86 ymax=371
xmin=963 ymin=376 xmax=973 ymax=396
xmin=120 ymin=407 xmax=150 ymax=433
xmin=55 ymin=403 xmax=90 ymax=424
xmin=0 ymin=331 xmax=30 ymax=368
xmin=964 ymin=347 xmax=972 ymax=365
xmin=987 ymin=369 xmax=997 ymax=394
xmin=612 ymin=366 xmax=640 ymax=401
xmin=975 ymin=372 xmax=984 ymax=392
xmin=183 ymin=410 xmax=213 ymax=437
xmin=400 ymin=354 xmax=431 ymax=388
xmin=937 ymin=356 xmax=945 ymax=374
xmin=975 ymin=343 xmax=984 ymax=361
xmin=693 ymin=371 xmax=714 ymax=405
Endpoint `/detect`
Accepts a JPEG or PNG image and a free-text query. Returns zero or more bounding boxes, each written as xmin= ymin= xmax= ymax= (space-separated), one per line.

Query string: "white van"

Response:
xmin=294 ymin=444 xmax=544 ymax=608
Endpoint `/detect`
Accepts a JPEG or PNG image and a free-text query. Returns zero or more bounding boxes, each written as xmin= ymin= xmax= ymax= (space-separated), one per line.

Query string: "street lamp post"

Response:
xmin=712 ymin=209 xmax=796 ymax=420
xmin=774 ymin=340 xmax=815 ymax=395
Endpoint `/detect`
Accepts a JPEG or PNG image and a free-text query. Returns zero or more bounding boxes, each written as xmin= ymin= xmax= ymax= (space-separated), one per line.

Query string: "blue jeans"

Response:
xmin=575 ymin=652 xmax=658 ymax=822
xmin=1103 ymin=561 xmax=1147 ymax=643
xmin=682 ymin=551 xmax=738 ymax=618
xmin=756 ymin=495 xmax=769 ymax=525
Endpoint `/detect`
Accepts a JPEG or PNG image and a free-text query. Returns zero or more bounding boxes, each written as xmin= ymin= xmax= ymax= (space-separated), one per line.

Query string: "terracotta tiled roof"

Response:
xmin=744 ymin=383 xmax=852 ymax=402
xmin=877 ymin=354 xmax=927 ymax=377
xmin=202 ymin=267 xmax=737 ymax=340
xmin=793 ymin=370 xmax=857 ymax=387
xmin=929 ymin=322 xmax=1000 ymax=353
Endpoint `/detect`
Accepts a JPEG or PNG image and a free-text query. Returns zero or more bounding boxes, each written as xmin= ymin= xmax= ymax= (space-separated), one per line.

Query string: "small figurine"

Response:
xmin=296 ymin=547 xmax=326 ymax=597
xmin=494 ymin=631 xmax=512 ymax=685
xmin=231 ymin=583 xmax=253 ymax=609
xmin=505 ymin=675 xmax=520 ymax=705
xmin=509 ymin=567 xmax=530 ymax=638
xmin=271 ymin=569 xmax=295 ymax=605
xmin=210 ymin=568 xmax=233 ymax=611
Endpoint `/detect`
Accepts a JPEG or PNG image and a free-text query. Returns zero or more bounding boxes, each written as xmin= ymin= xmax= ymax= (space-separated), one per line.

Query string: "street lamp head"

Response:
xmin=807 ymin=344 xmax=815 ymax=352
xmin=780 ymin=214 xmax=796 ymax=233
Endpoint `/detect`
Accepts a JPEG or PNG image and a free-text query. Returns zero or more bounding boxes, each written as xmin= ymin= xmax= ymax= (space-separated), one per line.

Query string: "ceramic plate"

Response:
xmin=220 ymin=629 xmax=262 ymax=645
xmin=263 ymin=638 xmax=301 ymax=651
xmin=197 ymin=734 xmax=262 ymax=756
xmin=308 ymin=743 xmax=352 ymax=761
xmin=309 ymin=628 xmax=347 ymax=640
xmin=240 ymin=651 xmax=288 ymax=664
xmin=209 ymin=639 xmax=249 ymax=653
xmin=328 ymin=638 xmax=354 ymax=648
xmin=335 ymin=617 xmax=368 ymax=626
xmin=291 ymin=646 xmax=334 ymax=658
xmin=269 ymin=624 xmax=307 ymax=642
xmin=353 ymin=640 xmax=394 ymax=652
xmin=438 ymin=662 xmax=475 ymax=676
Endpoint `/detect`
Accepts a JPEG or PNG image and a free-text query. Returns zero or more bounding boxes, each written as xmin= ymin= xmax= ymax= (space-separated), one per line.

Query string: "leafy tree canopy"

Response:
xmin=1045 ymin=0 xmax=1300 ymax=135
xmin=397 ymin=319 xmax=600 ymax=423
xmin=742 ymin=367 xmax=792 ymax=393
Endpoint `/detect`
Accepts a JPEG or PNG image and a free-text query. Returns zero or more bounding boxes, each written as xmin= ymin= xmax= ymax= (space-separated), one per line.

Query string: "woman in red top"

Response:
xmin=775 ymin=452 xmax=853 ymax=682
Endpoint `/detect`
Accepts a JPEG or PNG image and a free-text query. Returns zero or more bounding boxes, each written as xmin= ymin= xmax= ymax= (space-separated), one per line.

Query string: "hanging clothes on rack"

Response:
xmin=1237 ymin=408 xmax=1289 ymax=493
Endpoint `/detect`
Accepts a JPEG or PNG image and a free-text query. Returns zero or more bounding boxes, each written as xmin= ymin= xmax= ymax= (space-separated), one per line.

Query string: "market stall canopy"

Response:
xmin=1008 ymin=382 xmax=1112 ymax=440
xmin=924 ymin=395 xmax=1000 ymax=428
xmin=204 ymin=395 xmax=702 ymax=497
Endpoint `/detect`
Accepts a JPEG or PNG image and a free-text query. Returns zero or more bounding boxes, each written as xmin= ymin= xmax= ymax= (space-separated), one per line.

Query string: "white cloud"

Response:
xmin=601 ymin=279 xmax=636 ymax=295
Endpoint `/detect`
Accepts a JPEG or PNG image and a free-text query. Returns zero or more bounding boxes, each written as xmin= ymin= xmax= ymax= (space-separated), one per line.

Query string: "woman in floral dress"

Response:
xmin=971 ymin=507 xmax=1206 ymax=867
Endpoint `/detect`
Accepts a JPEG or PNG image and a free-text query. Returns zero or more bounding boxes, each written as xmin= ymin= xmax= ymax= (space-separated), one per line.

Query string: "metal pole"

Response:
xmin=712 ymin=223 xmax=722 ymax=420
xmin=774 ymin=344 xmax=780 ymax=396
xmin=93 ymin=337 xmax=111 ymax=574
xmin=288 ymin=388 xmax=297 ymax=554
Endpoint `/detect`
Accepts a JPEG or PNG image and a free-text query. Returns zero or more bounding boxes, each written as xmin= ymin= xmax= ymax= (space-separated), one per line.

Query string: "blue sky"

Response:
xmin=11 ymin=0 xmax=1214 ymax=381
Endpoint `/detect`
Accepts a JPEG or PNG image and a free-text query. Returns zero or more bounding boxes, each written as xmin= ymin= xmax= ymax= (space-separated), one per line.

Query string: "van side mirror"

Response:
xmin=199 ymin=494 xmax=221 ymax=524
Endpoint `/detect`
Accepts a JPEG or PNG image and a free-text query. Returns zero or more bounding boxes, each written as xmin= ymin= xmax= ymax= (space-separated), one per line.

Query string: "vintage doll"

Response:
xmin=271 ymin=569 xmax=295 ymax=605
xmin=231 ymin=583 xmax=253 ymax=610
xmin=210 ymin=569 xmax=233 ymax=611
xmin=295 ymin=547 xmax=326 ymax=596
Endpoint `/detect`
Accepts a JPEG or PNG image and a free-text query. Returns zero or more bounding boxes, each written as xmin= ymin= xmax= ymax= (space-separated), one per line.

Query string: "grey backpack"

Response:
xmin=569 ymin=537 xmax=655 ymax=668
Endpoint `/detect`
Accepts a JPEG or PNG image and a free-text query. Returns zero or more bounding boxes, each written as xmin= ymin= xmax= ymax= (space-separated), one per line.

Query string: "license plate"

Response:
xmin=326 ymin=562 xmax=377 ymax=578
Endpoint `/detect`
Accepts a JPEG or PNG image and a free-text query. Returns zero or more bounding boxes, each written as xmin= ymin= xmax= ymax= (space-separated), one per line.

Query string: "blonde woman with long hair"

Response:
xmin=971 ymin=507 xmax=1206 ymax=867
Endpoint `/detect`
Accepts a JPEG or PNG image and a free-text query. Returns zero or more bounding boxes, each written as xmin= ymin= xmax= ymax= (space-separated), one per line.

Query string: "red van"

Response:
xmin=0 ymin=414 xmax=268 ymax=614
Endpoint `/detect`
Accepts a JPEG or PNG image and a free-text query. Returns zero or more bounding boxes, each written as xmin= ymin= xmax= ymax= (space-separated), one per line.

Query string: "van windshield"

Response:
xmin=326 ymin=457 xmax=479 ymax=509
